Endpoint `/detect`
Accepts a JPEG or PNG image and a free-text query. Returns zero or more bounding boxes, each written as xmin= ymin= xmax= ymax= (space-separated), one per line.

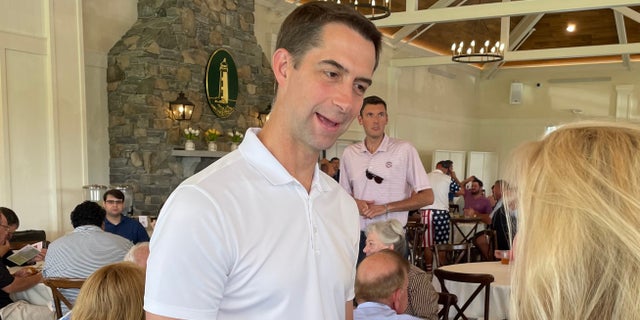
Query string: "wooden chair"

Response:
xmin=43 ymin=277 xmax=86 ymax=318
xmin=405 ymin=218 xmax=428 ymax=270
xmin=471 ymin=229 xmax=498 ymax=262
xmin=437 ymin=292 xmax=458 ymax=320
xmin=9 ymin=229 xmax=47 ymax=250
xmin=433 ymin=243 xmax=472 ymax=268
xmin=434 ymin=268 xmax=494 ymax=320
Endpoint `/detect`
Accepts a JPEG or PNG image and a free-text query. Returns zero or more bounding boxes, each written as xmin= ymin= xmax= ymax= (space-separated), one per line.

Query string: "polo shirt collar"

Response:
xmin=359 ymin=134 xmax=390 ymax=154
xmin=74 ymin=225 xmax=102 ymax=233
xmin=240 ymin=128 xmax=328 ymax=192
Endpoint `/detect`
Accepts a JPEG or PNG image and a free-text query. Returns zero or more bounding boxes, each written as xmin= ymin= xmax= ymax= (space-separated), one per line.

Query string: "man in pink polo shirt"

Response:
xmin=340 ymin=95 xmax=433 ymax=263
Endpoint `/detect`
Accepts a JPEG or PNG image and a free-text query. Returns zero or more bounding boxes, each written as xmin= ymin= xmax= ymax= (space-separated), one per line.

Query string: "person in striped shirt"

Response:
xmin=43 ymin=201 xmax=132 ymax=312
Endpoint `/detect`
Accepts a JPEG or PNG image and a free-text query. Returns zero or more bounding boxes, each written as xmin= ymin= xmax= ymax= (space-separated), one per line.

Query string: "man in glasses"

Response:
xmin=103 ymin=189 xmax=149 ymax=244
xmin=340 ymin=95 xmax=433 ymax=263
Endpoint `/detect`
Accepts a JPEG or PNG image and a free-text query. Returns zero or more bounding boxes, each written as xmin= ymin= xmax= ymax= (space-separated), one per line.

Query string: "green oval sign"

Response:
xmin=205 ymin=48 xmax=238 ymax=118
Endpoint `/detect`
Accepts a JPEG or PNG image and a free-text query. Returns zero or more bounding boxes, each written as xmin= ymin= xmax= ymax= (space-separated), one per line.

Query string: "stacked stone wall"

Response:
xmin=107 ymin=0 xmax=273 ymax=215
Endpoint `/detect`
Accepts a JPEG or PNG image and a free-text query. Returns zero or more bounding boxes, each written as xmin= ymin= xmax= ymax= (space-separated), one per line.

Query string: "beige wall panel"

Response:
xmin=0 ymin=0 xmax=46 ymax=37
xmin=5 ymin=49 xmax=54 ymax=230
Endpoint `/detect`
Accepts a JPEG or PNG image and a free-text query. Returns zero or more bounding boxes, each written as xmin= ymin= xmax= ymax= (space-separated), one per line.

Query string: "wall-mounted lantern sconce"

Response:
xmin=169 ymin=92 xmax=195 ymax=120
xmin=257 ymin=103 xmax=271 ymax=127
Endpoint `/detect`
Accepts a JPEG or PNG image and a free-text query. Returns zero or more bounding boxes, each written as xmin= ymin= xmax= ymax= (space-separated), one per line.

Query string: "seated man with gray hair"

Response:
xmin=354 ymin=249 xmax=421 ymax=320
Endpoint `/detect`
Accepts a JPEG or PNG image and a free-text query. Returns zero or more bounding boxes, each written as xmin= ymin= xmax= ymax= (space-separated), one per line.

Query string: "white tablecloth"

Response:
xmin=8 ymin=263 xmax=54 ymax=307
xmin=433 ymin=261 xmax=511 ymax=320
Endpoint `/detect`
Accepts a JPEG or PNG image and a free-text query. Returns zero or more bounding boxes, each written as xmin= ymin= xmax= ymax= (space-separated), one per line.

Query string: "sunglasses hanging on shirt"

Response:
xmin=365 ymin=169 xmax=384 ymax=184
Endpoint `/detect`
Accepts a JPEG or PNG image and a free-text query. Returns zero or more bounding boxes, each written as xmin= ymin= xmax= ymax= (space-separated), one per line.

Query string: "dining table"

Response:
xmin=432 ymin=261 xmax=511 ymax=320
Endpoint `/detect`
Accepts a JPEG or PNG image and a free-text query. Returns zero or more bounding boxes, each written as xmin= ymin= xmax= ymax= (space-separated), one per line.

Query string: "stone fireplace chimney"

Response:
xmin=107 ymin=0 xmax=274 ymax=215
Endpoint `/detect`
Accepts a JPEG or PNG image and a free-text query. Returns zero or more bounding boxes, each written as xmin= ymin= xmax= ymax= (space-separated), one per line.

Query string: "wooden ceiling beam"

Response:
xmin=613 ymin=6 xmax=640 ymax=23
xmin=390 ymin=42 xmax=640 ymax=67
xmin=388 ymin=0 xmax=457 ymax=47
xmin=482 ymin=13 xmax=544 ymax=78
xmin=613 ymin=10 xmax=631 ymax=69
xmin=375 ymin=0 xmax=640 ymax=27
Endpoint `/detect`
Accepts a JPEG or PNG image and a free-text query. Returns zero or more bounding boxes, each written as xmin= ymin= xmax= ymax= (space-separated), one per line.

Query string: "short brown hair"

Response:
xmin=103 ymin=189 xmax=124 ymax=201
xmin=276 ymin=1 xmax=382 ymax=70
xmin=360 ymin=95 xmax=387 ymax=116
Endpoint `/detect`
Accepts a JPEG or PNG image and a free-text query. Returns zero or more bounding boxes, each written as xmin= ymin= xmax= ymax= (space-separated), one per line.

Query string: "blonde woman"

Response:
xmin=363 ymin=219 xmax=438 ymax=320
xmin=71 ymin=262 xmax=145 ymax=320
xmin=507 ymin=121 xmax=640 ymax=319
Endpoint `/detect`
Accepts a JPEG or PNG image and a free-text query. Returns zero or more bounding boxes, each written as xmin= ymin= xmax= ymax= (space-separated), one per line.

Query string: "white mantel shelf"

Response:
xmin=171 ymin=149 xmax=229 ymax=158
xmin=171 ymin=149 xmax=230 ymax=177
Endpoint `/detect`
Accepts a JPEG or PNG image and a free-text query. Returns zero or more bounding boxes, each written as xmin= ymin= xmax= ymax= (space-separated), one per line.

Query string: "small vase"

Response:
xmin=230 ymin=142 xmax=239 ymax=151
xmin=208 ymin=141 xmax=218 ymax=151
xmin=185 ymin=140 xmax=195 ymax=151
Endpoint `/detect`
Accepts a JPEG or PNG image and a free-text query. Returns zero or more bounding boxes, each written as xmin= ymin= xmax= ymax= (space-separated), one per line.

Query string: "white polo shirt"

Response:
xmin=424 ymin=169 xmax=451 ymax=211
xmin=145 ymin=128 xmax=360 ymax=319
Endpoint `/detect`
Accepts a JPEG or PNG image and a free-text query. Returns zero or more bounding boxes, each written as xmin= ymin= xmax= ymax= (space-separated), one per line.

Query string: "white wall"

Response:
xmin=82 ymin=0 xmax=137 ymax=186
xmin=0 ymin=0 xmax=87 ymax=238
xmin=0 ymin=0 xmax=136 ymax=238
xmin=474 ymin=62 xmax=640 ymax=175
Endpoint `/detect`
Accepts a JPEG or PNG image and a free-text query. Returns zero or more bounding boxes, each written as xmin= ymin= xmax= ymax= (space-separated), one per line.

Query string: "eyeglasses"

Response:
xmin=105 ymin=200 xmax=124 ymax=205
xmin=366 ymin=169 xmax=384 ymax=184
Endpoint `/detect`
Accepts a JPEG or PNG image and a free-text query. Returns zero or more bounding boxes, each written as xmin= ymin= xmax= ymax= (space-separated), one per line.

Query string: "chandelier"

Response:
xmin=327 ymin=0 xmax=391 ymax=20
xmin=451 ymin=40 xmax=505 ymax=63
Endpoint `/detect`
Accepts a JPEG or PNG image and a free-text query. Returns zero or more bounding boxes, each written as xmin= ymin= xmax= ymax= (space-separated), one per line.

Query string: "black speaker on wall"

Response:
xmin=510 ymin=82 xmax=523 ymax=105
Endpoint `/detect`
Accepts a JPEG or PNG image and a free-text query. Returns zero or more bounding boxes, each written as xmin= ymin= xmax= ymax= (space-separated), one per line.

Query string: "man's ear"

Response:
xmin=389 ymin=287 xmax=403 ymax=313
xmin=357 ymin=115 xmax=364 ymax=125
xmin=272 ymin=48 xmax=291 ymax=85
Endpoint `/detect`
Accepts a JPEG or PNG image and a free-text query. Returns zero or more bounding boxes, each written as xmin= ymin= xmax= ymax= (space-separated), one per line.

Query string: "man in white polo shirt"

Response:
xmin=144 ymin=2 xmax=382 ymax=319
xmin=340 ymin=95 xmax=433 ymax=263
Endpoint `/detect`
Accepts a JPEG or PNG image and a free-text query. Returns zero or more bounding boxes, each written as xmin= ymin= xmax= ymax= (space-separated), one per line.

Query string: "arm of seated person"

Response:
xmin=31 ymin=248 xmax=47 ymax=263
xmin=2 ymin=271 xmax=42 ymax=293
xmin=345 ymin=300 xmax=353 ymax=320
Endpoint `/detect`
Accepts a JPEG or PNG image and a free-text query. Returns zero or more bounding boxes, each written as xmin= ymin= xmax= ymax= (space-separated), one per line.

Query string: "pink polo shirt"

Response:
xmin=339 ymin=135 xmax=431 ymax=230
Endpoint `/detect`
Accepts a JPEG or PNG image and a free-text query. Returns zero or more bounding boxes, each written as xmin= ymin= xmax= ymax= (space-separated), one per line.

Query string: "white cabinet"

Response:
xmin=432 ymin=150 xmax=466 ymax=178
xmin=466 ymin=151 xmax=498 ymax=191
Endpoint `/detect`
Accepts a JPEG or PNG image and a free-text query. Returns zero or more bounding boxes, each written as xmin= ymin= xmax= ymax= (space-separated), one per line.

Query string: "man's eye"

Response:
xmin=354 ymin=83 xmax=367 ymax=95
xmin=325 ymin=71 xmax=339 ymax=78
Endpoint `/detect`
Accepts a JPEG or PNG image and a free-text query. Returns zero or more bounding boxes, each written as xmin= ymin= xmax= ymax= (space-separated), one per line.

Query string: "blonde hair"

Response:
xmin=72 ymin=262 xmax=145 ymax=320
xmin=507 ymin=121 xmax=640 ymax=320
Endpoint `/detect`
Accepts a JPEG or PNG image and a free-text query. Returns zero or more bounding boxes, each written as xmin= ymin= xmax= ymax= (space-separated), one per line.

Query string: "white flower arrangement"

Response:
xmin=184 ymin=127 xmax=200 ymax=140
xmin=228 ymin=130 xmax=244 ymax=143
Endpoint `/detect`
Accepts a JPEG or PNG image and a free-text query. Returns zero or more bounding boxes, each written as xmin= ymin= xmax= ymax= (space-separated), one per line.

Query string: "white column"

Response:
xmin=615 ymin=84 xmax=635 ymax=120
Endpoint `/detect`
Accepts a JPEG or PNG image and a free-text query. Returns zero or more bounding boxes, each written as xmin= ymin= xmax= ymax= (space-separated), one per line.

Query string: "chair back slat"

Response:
xmin=43 ymin=278 xmax=86 ymax=318
xmin=437 ymin=292 xmax=458 ymax=320
xmin=434 ymin=268 xmax=494 ymax=320
xmin=434 ymin=243 xmax=472 ymax=267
